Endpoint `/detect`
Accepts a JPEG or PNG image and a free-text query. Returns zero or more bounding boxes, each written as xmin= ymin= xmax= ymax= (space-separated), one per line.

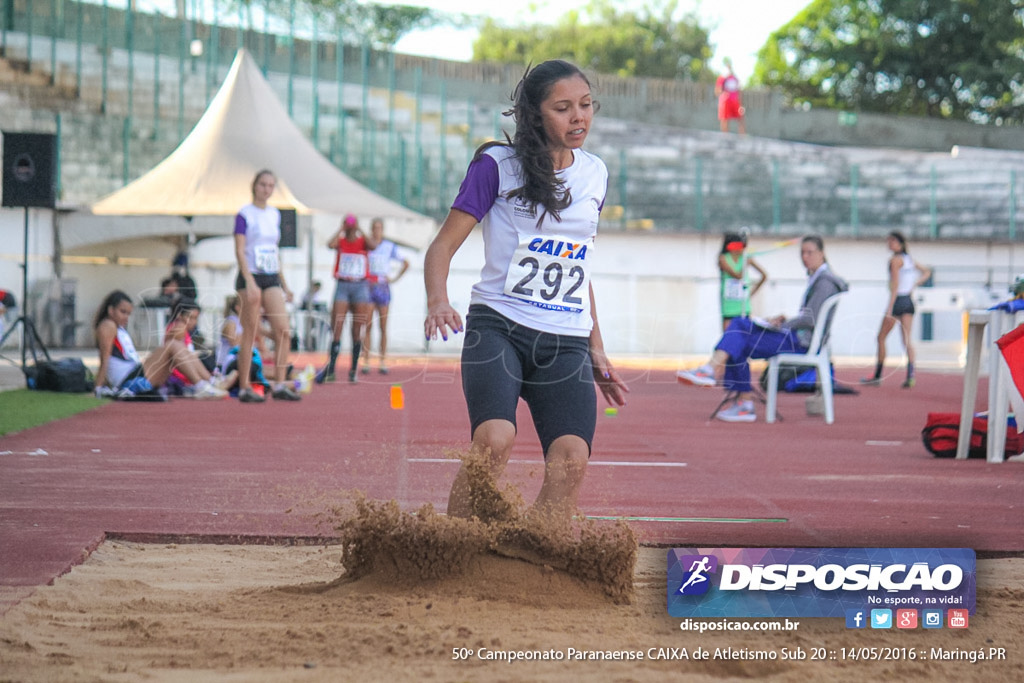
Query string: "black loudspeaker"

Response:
xmin=279 ymin=208 xmax=297 ymax=248
xmin=2 ymin=132 xmax=58 ymax=208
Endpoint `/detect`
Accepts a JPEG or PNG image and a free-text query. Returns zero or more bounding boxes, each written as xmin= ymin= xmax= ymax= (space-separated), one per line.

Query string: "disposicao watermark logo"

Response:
xmin=676 ymin=555 xmax=718 ymax=595
xmin=666 ymin=548 xmax=976 ymax=619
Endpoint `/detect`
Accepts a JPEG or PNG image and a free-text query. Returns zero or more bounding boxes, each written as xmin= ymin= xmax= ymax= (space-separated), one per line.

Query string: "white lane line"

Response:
xmin=407 ymin=458 xmax=686 ymax=467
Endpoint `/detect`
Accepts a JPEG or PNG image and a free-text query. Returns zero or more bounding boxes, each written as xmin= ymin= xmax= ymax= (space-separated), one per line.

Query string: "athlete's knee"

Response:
xmin=471 ymin=421 xmax=515 ymax=464
xmin=545 ymin=438 xmax=589 ymax=482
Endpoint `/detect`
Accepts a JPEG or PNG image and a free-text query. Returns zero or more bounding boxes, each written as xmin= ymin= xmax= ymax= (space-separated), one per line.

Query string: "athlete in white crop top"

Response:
xmin=862 ymin=231 xmax=932 ymax=388
xmin=232 ymin=169 xmax=300 ymax=403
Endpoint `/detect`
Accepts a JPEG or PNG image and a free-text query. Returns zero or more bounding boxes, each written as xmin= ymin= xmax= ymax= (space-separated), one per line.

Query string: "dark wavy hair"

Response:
xmin=93 ymin=290 xmax=132 ymax=333
xmin=888 ymin=230 xmax=908 ymax=254
xmin=474 ymin=60 xmax=596 ymax=227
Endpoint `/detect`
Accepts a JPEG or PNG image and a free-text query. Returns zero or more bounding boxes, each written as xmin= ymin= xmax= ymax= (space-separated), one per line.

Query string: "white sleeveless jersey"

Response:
xmin=461 ymin=145 xmax=607 ymax=336
xmin=107 ymin=325 xmax=141 ymax=388
xmin=896 ymin=253 xmax=918 ymax=295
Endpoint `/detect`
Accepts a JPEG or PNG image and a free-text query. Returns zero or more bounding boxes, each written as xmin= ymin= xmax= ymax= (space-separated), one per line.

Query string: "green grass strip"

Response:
xmin=587 ymin=515 xmax=788 ymax=524
xmin=0 ymin=389 xmax=106 ymax=436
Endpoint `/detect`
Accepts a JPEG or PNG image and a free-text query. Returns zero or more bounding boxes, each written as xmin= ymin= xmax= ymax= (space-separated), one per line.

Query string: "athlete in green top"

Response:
xmin=718 ymin=231 xmax=767 ymax=331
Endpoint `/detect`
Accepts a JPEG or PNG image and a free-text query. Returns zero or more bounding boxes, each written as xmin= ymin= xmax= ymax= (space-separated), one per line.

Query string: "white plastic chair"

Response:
xmin=765 ymin=292 xmax=846 ymax=425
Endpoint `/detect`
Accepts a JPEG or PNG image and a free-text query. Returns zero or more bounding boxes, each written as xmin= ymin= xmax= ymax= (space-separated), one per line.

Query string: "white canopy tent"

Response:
xmin=72 ymin=48 xmax=434 ymax=250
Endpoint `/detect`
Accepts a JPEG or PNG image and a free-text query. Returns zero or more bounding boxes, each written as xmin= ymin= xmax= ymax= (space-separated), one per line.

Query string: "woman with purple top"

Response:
xmin=423 ymin=60 xmax=628 ymax=523
xmin=232 ymin=169 xmax=300 ymax=403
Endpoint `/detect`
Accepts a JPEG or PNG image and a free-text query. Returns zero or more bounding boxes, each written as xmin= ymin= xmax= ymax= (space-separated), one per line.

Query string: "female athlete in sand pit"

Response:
xmin=424 ymin=59 xmax=628 ymax=523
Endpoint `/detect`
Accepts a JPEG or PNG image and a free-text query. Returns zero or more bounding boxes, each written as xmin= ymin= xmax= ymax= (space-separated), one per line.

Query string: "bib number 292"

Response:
xmin=511 ymin=257 xmax=585 ymax=309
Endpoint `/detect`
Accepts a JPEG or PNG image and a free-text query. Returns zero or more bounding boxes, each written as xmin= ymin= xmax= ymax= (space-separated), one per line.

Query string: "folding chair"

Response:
xmin=765 ymin=292 xmax=846 ymax=425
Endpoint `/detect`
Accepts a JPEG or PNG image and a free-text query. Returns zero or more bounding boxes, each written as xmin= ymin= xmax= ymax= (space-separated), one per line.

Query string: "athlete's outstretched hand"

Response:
xmin=424 ymin=302 xmax=464 ymax=342
xmin=590 ymin=348 xmax=628 ymax=407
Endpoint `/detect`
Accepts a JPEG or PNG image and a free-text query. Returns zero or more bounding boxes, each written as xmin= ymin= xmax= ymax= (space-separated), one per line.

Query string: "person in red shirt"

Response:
xmin=715 ymin=58 xmax=746 ymax=134
xmin=317 ymin=214 xmax=378 ymax=383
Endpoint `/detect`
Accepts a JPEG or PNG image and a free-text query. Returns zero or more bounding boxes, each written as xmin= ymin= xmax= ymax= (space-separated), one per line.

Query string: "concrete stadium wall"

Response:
xmin=4 ymin=204 xmax=1019 ymax=369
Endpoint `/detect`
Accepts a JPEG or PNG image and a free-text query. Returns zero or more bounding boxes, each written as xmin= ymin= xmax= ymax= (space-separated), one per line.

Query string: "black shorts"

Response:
xmin=891 ymin=294 xmax=915 ymax=317
xmin=235 ymin=272 xmax=281 ymax=291
xmin=460 ymin=304 xmax=596 ymax=457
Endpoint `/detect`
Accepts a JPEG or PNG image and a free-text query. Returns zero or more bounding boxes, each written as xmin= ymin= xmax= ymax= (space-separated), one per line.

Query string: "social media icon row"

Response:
xmin=845 ymin=608 xmax=968 ymax=629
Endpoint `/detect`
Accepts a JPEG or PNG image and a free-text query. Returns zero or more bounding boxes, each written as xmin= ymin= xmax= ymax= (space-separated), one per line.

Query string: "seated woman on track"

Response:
xmin=93 ymin=290 xmax=227 ymax=400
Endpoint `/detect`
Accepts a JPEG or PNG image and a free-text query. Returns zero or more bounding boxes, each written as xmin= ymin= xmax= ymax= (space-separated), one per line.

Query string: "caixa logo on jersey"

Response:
xmin=527 ymin=237 xmax=589 ymax=261
xmin=667 ymin=548 xmax=976 ymax=618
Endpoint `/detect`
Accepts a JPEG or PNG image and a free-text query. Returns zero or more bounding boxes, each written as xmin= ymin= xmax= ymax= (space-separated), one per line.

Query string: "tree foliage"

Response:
xmin=753 ymin=0 xmax=1024 ymax=123
xmin=471 ymin=0 xmax=714 ymax=81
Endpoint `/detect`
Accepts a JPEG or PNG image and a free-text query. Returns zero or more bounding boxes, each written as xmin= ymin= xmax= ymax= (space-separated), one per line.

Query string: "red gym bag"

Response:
xmin=921 ymin=412 xmax=1024 ymax=459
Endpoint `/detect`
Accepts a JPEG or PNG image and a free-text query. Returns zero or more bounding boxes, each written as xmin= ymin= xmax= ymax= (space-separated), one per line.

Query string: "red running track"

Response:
xmin=1 ymin=359 xmax=1022 ymax=613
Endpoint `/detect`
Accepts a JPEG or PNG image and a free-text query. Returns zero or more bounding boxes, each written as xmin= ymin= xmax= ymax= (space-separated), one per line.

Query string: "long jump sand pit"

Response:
xmin=1 ymin=537 xmax=1022 ymax=680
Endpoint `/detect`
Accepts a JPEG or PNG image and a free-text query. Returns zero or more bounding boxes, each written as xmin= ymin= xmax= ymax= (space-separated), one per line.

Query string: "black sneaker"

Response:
xmin=238 ymin=387 xmax=265 ymax=403
xmin=272 ymin=386 xmax=301 ymax=401
xmin=901 ymin=377 xmax=915 ymax=389
xmin=314 ymin=367 xmax=335 ymax=384
xmin=348 ymin=370 xmax=358 ymax=383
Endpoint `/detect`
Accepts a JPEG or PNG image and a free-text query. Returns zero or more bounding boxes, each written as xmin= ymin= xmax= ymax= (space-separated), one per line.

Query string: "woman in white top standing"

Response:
xmin=424 ymin=60 xmax=628 ymax=524
xmin=862 ymin=231 xmax=932 ymax=388
xmin=233 ymin=169 xmax=300 ymax=402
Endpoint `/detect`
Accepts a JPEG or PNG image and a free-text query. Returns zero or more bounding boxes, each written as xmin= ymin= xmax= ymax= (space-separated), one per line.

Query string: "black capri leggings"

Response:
xmin=460 ymin=305 xmax=597 ymax=457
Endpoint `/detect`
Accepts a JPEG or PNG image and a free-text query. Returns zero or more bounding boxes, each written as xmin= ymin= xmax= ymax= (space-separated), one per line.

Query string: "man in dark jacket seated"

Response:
xmin=677 ymin=234 xmax=848 ymax=423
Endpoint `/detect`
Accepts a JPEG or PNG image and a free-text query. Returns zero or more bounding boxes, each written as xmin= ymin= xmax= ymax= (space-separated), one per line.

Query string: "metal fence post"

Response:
xmin=850 ymin=163 xmax=859 ymax=236
xmin=25 ymin=0 xmax=31 ymax=66
xmin=287 ymin=0 xmax=295 ymax=116
xmin=414 ymin=66 xmax=423 ymax=212
xmin=101 ymin=0 xmax=108 ymax=113
xmin=55 ymin=112 xmax=62 ymax=199
xmin=399 ymin=136 xmax=407 ymax=206
xmin=342 ymin=29 xmax=350 ymax=167
xmin=262 ymin=0 xmax=269 ymax=75
xmin=1 ymin=0 xmax=7 ymax=56
xmin=465 ymin=97 xmax=473 ymax=166
xmin=1011 ymin=169 xmax=1018 ymax=241
xmin=153 ymin=12 xmax=161 ymax=139
xmin=75 ymin=0 xmax=83 ymax=95
xmin=122 ymin=117 xmax=130 ymax=183
xmin=772 ymin=158 xmax=781 ymax=232
xmin=127 ymin=4 xmax=135 ymax=123
xmin=210 ymin=0 xmax=220 ymax=100
xmin=618 ymin=149 xmax=627 ymax=230
xmin=694 ymin=157 xmax=704 ymax=232
xmin=311 ymin=19 xmax=319 ymax=148
xmin=387 ymin=50 xmax=396 ymax=190
xmin=439 ymin=81 xmax=447 ymax=210
xmin=49 ymin=0 xmax=58 ymax=84
xmin=929 ymin=164 xmax=938 ymax=238
xmin=178 ymin=11 xmax=186 ymax=140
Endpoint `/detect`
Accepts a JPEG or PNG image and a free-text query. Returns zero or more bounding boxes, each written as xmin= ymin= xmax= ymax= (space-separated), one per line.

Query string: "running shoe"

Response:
xmin=676 ymin=364 xmax=716 ymax=387
xmin=859 ymin=377 xmax=882 ymax=386
xmin=360 ymin=365 xmax=371 ymax=375
xmin=272 ymin=385 xmax=302 ymax=401
xmin=193 ymin=382 xmax=228 ymax=400
xmin=716 ymin=400 xmax=756 ymax=423
xmin=215 ymin=370 xmax=238 ymax=392
xmin=348 ymin=370 xmax=358 ymax=383
xmin=901 ymin=377 xmax=915 ymax=389
xmin=378 ymin=365 xmax=390 ymax=375
xmin=238 ymin=387 xmax=265 ymax=403
xmin=314 ymin=367 xmax=335 ymax=384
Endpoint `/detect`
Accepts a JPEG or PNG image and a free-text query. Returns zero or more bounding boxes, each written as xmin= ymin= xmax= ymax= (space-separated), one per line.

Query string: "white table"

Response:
xmin=957 ymin=309 xmax=1023 ymax=461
